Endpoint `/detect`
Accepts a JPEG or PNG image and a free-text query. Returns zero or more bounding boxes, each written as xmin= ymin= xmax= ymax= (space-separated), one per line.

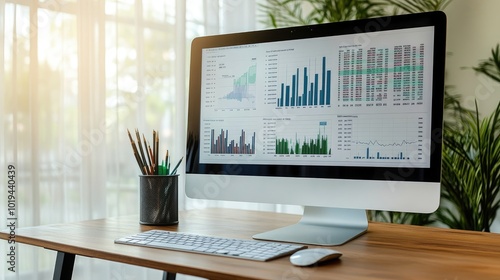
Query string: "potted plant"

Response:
xmin=438 ymin=45 xmax=500 ymax=231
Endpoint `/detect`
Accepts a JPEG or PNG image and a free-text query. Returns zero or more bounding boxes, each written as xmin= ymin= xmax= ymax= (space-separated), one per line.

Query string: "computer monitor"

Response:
xmin=186 ymin=11 xmax=446 ymax=245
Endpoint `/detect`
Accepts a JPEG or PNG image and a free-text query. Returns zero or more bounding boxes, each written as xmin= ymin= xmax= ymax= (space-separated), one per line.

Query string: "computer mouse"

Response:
xmin=289 ymin=248 xmax=342 ymax=266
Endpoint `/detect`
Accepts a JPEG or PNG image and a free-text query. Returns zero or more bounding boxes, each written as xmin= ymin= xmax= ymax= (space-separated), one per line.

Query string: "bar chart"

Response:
xmin=210 ymin=128 xmax=256 ymax=154
xmin=275 ymin=121 xmax=331 ymax=155
xmin=276 ymin=56 xmax=332 ymax=108
xmin=353 ymin=143 xmax=414 ymax=160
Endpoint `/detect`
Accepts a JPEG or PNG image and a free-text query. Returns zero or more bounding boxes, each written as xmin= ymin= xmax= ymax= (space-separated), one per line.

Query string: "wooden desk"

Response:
xmin=1 ymin=208 xmax=500 ymax=280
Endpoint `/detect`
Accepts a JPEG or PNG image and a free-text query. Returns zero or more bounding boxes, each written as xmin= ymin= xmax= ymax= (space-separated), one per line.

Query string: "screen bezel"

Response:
xmin=186 ymin=11 xmax=446 ymax=184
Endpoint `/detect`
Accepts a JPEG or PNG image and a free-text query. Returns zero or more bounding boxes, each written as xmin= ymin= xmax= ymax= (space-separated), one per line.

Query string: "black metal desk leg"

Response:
xmin=53 ymin=251 xmax=75 ymax=280
xmin=162 ymin=271 xmax=177 ymax=280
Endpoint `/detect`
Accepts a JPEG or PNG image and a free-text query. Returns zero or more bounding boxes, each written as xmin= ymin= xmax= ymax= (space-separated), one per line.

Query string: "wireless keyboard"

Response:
xmin=115 ymin=229 xmax=307 ymax=261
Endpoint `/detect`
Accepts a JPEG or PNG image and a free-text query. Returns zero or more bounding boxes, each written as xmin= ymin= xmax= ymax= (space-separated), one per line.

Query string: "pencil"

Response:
xmin=127 ymin=129 xmax=146 ymax=175
xmin=148 ymin=144 xmax=155 ymax=175
xmin=154 ymin=130 xmax=159 ymax=175
xmin=170 ymin=157 xmax=183 ymax=175
xmin=165 ymin=150 xmax=170 ymax=174
xmin=143 ymin=134 xmax=153 ymax=173
xmin=135 ymin=129 xmax=149 ymax=174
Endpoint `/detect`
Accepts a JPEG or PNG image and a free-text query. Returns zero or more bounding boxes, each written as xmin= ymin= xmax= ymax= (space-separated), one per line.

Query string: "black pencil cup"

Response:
xmin=139 ymin=175 xmax=179 ymax=225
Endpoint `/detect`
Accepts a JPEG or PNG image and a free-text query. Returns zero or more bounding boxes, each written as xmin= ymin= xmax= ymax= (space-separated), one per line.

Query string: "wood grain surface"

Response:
xmin=1 ymin=208 xmax=500 ymax=280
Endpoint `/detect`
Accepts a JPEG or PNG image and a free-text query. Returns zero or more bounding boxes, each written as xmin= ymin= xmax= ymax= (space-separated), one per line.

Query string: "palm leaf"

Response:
xmin=259 ymin=0 xmax=387 ymax=28
xmin=472 ymin=44 xmax=500 ymax=84
xmin=385 ymin=0 xmax=452 ymax=14
xmin=439 ymin=101 xmax=500 ymax=231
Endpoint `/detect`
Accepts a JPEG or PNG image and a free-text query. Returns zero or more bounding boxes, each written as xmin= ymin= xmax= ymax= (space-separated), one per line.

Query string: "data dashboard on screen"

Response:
xmin=187 ymin=12 xmax=446 ymax=245
xmin=198 ymin=26 xmax=434 ymax=169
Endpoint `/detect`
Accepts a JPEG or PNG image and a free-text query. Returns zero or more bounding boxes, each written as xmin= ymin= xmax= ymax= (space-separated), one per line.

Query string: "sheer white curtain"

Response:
xmin=0 ymin=0 xmax=286 ymax=279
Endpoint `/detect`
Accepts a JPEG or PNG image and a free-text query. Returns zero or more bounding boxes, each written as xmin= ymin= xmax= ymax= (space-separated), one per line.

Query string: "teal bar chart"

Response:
xmin=277 ymin=56 xmax=331 ymax=108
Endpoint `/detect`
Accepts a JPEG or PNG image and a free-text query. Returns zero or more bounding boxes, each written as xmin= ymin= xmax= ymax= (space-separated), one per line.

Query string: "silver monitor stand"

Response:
xmin=253 ymin=206 xmax=368 ymax=246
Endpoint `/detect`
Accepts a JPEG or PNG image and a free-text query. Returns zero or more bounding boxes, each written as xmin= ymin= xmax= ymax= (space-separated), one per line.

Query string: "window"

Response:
xmin=1 ymin=1 xmax=261 ymax=278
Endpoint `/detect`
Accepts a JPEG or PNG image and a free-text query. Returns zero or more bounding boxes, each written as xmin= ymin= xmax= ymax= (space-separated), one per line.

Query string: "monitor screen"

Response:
xmin=186 ymin=11 xmax=446 ymax=245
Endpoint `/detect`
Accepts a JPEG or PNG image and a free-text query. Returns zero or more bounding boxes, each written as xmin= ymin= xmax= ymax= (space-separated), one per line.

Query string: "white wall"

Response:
xmin=445 ymin=0 xmax=500 ymax=114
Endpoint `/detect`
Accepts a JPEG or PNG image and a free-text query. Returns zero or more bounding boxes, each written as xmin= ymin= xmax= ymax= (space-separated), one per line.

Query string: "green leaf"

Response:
xmin=440 ymin=100 xmax=500 ymax=231
xmin=472 ymin=44 xmax=500 ymax=84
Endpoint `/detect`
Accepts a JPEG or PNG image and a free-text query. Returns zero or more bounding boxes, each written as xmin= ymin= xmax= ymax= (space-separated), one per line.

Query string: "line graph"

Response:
xmin=220 ymin=64 xmax=257 ymax=102
xmin=352 ymin=139 xmax=418 ymax=147
xmin=336 ymin=114 xmax=425 ymax=162
xmin=203 ymin=51 xmax=258 ymax=110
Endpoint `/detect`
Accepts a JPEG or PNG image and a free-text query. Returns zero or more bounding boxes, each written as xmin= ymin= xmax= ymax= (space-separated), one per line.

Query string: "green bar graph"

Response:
xmin=276 ymin=122 xmax=331 ymax=155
